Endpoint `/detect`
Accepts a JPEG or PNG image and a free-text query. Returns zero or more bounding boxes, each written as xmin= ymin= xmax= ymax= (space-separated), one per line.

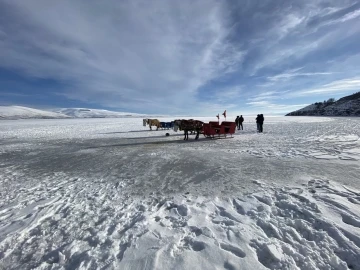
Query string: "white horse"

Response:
xmin=143 ymin=118 xmax=160 ymax=130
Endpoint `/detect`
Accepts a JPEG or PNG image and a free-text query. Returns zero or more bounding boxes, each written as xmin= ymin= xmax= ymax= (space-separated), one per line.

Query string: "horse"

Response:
xmin=143 ymin=118 xmax=161 ymax=130
xmin=173 ymin=119 xmax=204 ymax=140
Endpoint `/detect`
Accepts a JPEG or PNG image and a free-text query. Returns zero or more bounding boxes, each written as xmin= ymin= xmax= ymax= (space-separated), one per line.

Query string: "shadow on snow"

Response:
xmin=86 ymin=137 xmax=213 ymax=149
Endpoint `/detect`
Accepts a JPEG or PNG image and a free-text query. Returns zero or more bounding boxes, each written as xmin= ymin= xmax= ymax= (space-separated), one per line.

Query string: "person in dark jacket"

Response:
xmin=256 ymin=114 xmax=260 ymax=132
xmin=239 ymin=115 xmax=244 ymax=130
xmin=235 ymin=116 xmax=239 ymax=129
xmin=258 ymin=114 xmax=264 ymax=133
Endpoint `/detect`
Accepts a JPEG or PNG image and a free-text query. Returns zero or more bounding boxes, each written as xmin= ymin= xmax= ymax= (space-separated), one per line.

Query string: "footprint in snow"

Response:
xmin=219 ymin=243 xmax=246 ymax=258
xmin=341 ymin=213 xmax=360 ymax=228
xmin=224 ymin=261 xmax=237 ymax=270
xmin=180 ymin=237 xmax=206 ymax=252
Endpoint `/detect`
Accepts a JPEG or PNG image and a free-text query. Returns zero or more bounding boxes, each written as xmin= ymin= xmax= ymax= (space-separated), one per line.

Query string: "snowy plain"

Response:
xmin=0 ymin=116 xmax=360 ymax=270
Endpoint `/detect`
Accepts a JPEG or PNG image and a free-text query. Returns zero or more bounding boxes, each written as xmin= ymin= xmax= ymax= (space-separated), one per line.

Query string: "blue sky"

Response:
xmin=1 ymin=0 xmax=360 ymax=115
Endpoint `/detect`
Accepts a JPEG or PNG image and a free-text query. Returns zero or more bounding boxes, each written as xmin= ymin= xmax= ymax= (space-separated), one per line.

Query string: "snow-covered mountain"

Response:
xmin=56 ymin=108 xmax=146 ymax=118
xmin=0 ymin=106 xmax=69 ymax=120
xmin=0 ymin=106 xmax=159 ymax=120
xmin=286 ymin=92 xmax=360 ymax=116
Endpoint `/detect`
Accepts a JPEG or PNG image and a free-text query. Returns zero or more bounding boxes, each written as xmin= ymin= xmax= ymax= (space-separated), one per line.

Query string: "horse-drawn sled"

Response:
xmin=173 ymin=119 xmax=236 ymax=140
xmin=144 ymin=118 xmax=236 ymax=140
xmin=202 ymin=121 xmax=236 ymax=138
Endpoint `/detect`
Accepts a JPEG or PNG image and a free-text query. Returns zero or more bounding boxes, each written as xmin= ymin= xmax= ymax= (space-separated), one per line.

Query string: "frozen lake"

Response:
xmin=1 ymin=116 xmax=360 ymax=269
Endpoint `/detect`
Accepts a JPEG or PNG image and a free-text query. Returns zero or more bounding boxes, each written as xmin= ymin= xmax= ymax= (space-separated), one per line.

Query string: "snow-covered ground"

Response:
xmin=0 ymin=116 xmax=360 ymax=270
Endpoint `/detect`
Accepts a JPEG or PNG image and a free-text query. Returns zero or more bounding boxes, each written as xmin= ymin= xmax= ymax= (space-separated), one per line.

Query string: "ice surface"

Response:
xmin=0 ymin=116 xmax=360 ymax=269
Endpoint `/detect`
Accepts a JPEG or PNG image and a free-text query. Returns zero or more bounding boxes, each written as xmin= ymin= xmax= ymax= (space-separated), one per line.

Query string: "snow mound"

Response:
xmin=0 ymin=106 xmax=69 ymax=120
xmin=56 ymin=108 xmax=146 ymax=118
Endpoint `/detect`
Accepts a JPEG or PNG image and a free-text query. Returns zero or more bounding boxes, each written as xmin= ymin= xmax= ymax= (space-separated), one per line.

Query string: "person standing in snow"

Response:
xmin=239 ymin=115 xmax=244 ymax=130
xmin=256 ymin=114 xmax=260 ymax=132
xmin=235 ymin=116 xmax=239 ymax=130
xmin=258 ymin=114 xmax=264 ymax=133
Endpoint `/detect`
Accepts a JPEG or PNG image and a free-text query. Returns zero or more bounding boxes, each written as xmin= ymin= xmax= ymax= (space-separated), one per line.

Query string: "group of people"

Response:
xmin=235 ymin=115 xmax=244 ymax=130
xmin=234 ymin=114 xmax=265 ymax=133
xmin=256 ymin=114 xmax=264 ymax=133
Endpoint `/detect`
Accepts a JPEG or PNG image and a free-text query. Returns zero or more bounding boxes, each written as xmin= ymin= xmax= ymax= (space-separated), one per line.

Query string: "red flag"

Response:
xmin=216 ymin=114 xmax=219 ymax=119
xmin=222 ymin=110 xmax=226 ymax=118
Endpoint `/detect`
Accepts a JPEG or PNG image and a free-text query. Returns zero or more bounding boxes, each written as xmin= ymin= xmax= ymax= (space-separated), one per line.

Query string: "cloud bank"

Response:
xmin=0 ymin=0 xmax=360 ymax=115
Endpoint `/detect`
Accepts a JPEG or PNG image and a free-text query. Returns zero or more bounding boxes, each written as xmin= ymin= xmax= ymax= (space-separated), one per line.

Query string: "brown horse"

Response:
xmin=143 ymin=118 xmax=161 ymax=130
xmin=173 ymin=119 xmax=204 ymax=140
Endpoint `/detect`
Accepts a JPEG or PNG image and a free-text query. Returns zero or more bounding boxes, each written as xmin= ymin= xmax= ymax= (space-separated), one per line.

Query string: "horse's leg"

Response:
xmin=186 ymin=130 xmax=189 ymax=140
xmin=195 ymin=131 xmax=199 ymax=140
xmin=184 ymin=130 xmax=186 ymax=140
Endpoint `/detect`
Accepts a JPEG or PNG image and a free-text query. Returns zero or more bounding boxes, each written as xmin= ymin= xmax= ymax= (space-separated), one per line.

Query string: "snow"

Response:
xmin=0 ymin=106 xmax=69 ymax=120
xmin=0 ymin=106 xmax=154 ymax=120
xmin=56 ymin=108 xmax=147 ymax=118
xmin=0 ymin=116 xmax=360 ymax=269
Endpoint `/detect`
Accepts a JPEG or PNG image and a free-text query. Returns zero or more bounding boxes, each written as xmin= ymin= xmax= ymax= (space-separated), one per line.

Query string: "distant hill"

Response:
xmin=0 ymin=106 xmax=69 ymax=120
xmin=56 ymin=108 xmax=149 ymax=118
xmin=286 ymin=92 xmax=360 ymax=116
xmin=0 ymin=106 xmax=165 ymax=120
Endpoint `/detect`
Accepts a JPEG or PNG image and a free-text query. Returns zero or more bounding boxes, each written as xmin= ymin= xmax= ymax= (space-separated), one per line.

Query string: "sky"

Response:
xmin=0 ymin=0 xmax=360 ymax=116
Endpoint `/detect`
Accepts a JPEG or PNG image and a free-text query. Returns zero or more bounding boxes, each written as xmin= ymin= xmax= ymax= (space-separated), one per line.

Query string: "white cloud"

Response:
xmin=268 ymin=71 xmax=334 ymax=82
xmin=247 ymin=91 xmax=284 ymax=102
xmin=277 ymin=14 xmax=305 ymax=39
xmin=1 ymin=0 xmax=359 ymax=114
xmin=247 ymin=1 xmax=360 ymax=76
xmin=250 ymin=33 xmax=327 ymax=76
xmin=208 ymin=86 xmax=243 ymax=104
xmin=293 ymin=77 xmax=360 ymax=96
xmin=0 ymin=0 xmax=244 ymax=113
xmin=246 ymin=100 xmax=309 ymax=112
xmin=340 ymin=9 xmax=360 ymax=22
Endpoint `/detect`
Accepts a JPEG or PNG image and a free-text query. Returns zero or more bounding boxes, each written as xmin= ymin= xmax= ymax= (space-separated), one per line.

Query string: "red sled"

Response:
xmin=203 ymin=121 xmax=236 ymax=139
